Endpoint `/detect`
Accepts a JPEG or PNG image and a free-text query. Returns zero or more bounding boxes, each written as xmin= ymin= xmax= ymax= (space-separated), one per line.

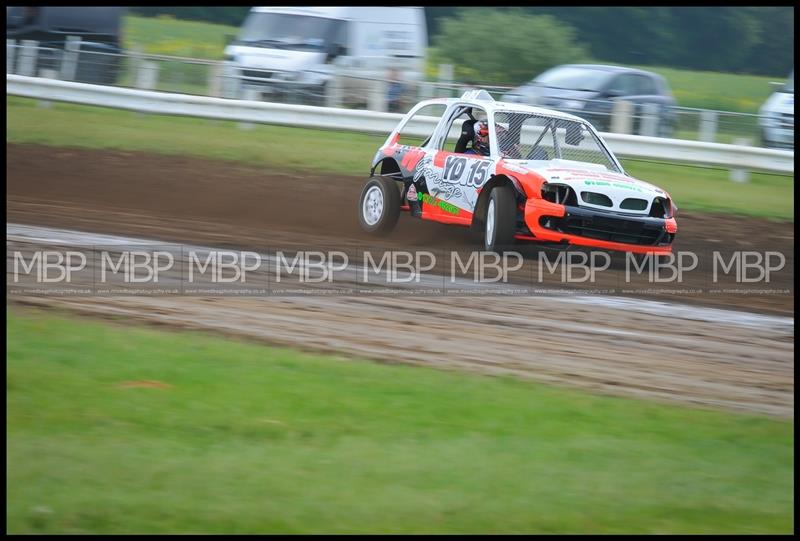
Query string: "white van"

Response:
xmin=223 ymin=6 xmax=427 ymax=106
xmin=758 ymin=70 xmax=794 ymax=149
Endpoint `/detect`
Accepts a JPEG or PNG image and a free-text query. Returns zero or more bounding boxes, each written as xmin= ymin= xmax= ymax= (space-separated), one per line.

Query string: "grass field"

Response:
xmin=123 ymin=14 xmax=233 ymax=59
xmin=632 ymin=65 xmax=782 ymax=114
xmin=121 ymin=15 xmax=783 ymax=114
xmin=6 ymin=96 xmax=794 ymax=220
xmin=6 ymin=307 xmax=794 ymax=533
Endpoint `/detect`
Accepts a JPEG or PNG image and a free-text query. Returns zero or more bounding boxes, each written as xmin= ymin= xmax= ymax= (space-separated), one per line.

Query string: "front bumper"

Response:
xmin=761 ymin=125 xmax=795 ymax=149
xmin=524 ymin=199 xmax=677 ymax=255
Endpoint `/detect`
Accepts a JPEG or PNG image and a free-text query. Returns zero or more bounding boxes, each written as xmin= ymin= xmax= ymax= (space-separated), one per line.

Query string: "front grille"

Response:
xmin=778 ymin=113 xmax=794 ymax=129
xmin=242 ymin=69 xmax=273 ymax=80
xmin=542 ymin=208 xmax=672 ymax=246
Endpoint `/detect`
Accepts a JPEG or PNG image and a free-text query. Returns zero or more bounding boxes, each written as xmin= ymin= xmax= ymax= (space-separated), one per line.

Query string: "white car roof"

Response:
xmin=422 ymin=89 xmax=590 ymax=124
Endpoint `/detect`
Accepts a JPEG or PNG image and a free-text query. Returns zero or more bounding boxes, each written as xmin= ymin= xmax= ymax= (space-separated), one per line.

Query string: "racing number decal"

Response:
xmin=443 ymin=156 xmax=490 ymax=188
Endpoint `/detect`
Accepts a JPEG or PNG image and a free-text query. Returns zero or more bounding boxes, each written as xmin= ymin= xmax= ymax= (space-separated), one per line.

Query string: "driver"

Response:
xmin=464 ymin=121 xmax=490 ymax=156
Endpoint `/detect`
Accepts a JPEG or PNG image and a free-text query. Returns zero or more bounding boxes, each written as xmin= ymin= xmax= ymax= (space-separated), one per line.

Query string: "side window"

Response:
xmin=495 ymin=112 xmax=553 ymax=160
xmin=331 ymin=20 xmax=348 ymax=53
xmin=607 ymin=74 xmax=637 ymax=96
xmin=396 ymin=104 xmax=447 ymax=147
xmin=634 ymin=75 xmax=658 ymax=96
xmin=439 ymin=106 xmax=487 ymax=153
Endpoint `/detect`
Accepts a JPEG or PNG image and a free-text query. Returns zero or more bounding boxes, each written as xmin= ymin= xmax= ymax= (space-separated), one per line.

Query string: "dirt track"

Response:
xmin=6 ymin=143 xmax=795 ymax=417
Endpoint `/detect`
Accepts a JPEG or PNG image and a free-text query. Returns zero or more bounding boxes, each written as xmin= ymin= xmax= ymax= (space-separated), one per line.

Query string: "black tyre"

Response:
xmin=657 ymin=116 xmax=675 ymax=138
xmin=483 ymin=184 xmax=517 ymax=252
xmin=760 ymin=128 xmax=773 ymax=149
xmin=358 ymin=176 xmax=401 ymax=235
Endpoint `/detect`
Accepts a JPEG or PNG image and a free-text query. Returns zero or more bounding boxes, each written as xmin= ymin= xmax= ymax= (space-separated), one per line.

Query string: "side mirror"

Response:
xmin=769 ymin=81 xmax=784 ymax=91
xmin=326 ymin=43 xmax=345 ymax=62
xmin=605 ymin=88 xmax=624 ymax=98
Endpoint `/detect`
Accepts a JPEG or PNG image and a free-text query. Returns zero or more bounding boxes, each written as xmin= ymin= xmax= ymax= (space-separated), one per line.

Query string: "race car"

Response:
xmin=358 ymin=89 xmax=677 ymax=254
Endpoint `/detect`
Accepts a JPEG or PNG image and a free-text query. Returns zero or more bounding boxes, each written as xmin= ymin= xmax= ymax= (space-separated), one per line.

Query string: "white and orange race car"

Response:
xmin=358 ymin=89 xmax=677 ymax=254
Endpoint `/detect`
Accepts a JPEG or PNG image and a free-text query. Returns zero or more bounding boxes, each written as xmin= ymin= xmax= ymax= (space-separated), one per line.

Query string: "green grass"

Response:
xmin=7 ymin=97 xmax=793 ymax=220
xmin=123 ymin=14 xmax=234 ymax=59
xmin=6 ymin=307 xmax=794 ymax=533
xmin=631 ymin=64 xmax=781 ymax=114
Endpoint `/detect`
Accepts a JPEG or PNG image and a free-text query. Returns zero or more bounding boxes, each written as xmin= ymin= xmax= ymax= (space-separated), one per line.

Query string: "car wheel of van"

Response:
xmin=760 ymin=128 xmax=774 ymax=149
xmin=358 ymin=176 xmax=401 ymax=235
xmin=483 ymin=185 xmax=516 ymax=253
xmin=657 ymin=117 xmax=675 ymax=138
xmin=309 ymin=83 xmax=327 ymax=106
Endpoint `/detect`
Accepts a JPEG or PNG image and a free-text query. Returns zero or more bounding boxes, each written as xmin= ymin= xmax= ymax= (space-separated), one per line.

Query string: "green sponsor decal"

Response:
xmin=583 ymin=179 xmax=644 ymax=192
xmin=420 ymin=193 xmax=460 ymax=215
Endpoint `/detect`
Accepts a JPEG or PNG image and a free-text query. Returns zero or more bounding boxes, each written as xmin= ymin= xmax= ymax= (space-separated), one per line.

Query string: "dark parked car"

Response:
xmin=502 ymin=64 xmax=677 ymax=137
xmin=7 ymin=6 xmax=123 ymax=85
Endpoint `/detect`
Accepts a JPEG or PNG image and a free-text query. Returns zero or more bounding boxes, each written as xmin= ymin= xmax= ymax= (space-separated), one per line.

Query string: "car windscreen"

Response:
xmin=532 ymin=66 xmax=612 ymax=91
xmin=7 ymin=6 xmax=121 ymax=37
xmin=494 ymin=112 xmax=622 ymax=173
xmin=237 ymin=12 xmax=342 ymax=51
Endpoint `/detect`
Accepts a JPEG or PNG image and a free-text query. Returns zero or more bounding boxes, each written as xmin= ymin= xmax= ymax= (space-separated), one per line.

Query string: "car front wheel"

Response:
xmin=358 ymin=176 xmax=401 ymax=235
xmin=483 ymin=185 xmax=516 ymax=252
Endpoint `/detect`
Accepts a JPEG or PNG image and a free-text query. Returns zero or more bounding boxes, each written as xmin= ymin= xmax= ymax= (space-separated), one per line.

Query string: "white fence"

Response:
xmin=7 ymin=74 xmax=794 ymax=175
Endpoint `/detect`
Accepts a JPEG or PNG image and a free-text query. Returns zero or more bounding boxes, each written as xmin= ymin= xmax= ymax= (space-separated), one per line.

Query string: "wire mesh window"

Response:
xmin=493 ymin=112 xmax=621 ymax=173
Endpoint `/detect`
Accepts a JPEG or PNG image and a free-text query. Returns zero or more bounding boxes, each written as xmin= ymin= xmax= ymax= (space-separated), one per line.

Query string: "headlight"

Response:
xmin=561 ymin=99 xmax=585 ymax=111
xmin=541 ymin=183 xmax=571 ymax=205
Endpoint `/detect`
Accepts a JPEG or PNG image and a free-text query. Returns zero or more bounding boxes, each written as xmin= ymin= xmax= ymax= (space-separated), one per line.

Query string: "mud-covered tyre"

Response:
xmin=358 ymin=176 xmax=401 ymax=235
xmin=483 ymin=184 xmax=516 ymax=252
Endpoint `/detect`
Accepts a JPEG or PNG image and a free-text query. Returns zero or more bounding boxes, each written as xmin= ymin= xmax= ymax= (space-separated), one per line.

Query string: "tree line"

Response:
xmin=128 ymin=6 xmax=793 ymax=77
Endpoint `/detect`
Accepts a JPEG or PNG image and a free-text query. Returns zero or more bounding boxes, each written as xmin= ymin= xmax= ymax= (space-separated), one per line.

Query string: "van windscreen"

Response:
xmin=238 ymin=13 xmax=344 ymax=50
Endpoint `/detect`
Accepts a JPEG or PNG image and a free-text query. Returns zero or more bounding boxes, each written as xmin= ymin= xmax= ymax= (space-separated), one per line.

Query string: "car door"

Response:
xmin=604 ymin=73 xmax=653 ymax=132
xmin=411 ymin=104 xmax=492 ymax=221
xmin=629 ymin=74 xmax=671 ymax=134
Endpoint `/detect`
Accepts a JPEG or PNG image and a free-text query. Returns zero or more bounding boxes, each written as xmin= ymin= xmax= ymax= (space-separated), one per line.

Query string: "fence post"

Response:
xmin=237 ymin=88 xmax=260 ymax=130
xmin=325 ymin=68 xmax=343 ymax=108
xmin=208 ymin=62 xmax=223 ymax=98
xmin=17 ymin=40 xmax=38 ymax=76
xmin=7 ymin=39 xmax=16 ymax=74
xmin=135 ymin=60 xmax=159 ymax=90
xmin=58 ymin=35 xmax=81 ymax=81
xmin=611 ymin=100 xmax=633 ymax=134
xmin=367 ymin=72 xmax=388 ymax=112
xmin=220 ymin=63 xmax=240 ymax=99
xmin=730 ymin=137 xmax=752 ymax=183
xmin=37 ymin=62 xmax=57 ymax=107
xmin=698 ymin=110 xmax=718 ymax=142
xmin=640 ymin=103 xmax=659 ymax=137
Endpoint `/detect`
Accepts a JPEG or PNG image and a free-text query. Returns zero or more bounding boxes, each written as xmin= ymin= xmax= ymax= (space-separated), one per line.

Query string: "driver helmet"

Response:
xmin=473 ymin=121 xmax=490 ymax=154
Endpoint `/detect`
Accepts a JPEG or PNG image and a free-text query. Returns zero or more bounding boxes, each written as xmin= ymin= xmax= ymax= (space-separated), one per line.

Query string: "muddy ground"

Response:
xmin=6 ymin=143 xmax=795 ymax=417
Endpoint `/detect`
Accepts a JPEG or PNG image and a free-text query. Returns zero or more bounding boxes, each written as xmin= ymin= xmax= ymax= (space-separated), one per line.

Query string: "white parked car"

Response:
xmin=759 ymin=70 xmax=794 ymax=150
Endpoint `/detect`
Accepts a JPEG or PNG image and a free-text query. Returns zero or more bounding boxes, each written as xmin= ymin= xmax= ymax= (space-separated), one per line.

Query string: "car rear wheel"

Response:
xmin=483 ymin=185 xmax=516 ymax=252
xmin=358 ymin=176 xmax=401 ymax=235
